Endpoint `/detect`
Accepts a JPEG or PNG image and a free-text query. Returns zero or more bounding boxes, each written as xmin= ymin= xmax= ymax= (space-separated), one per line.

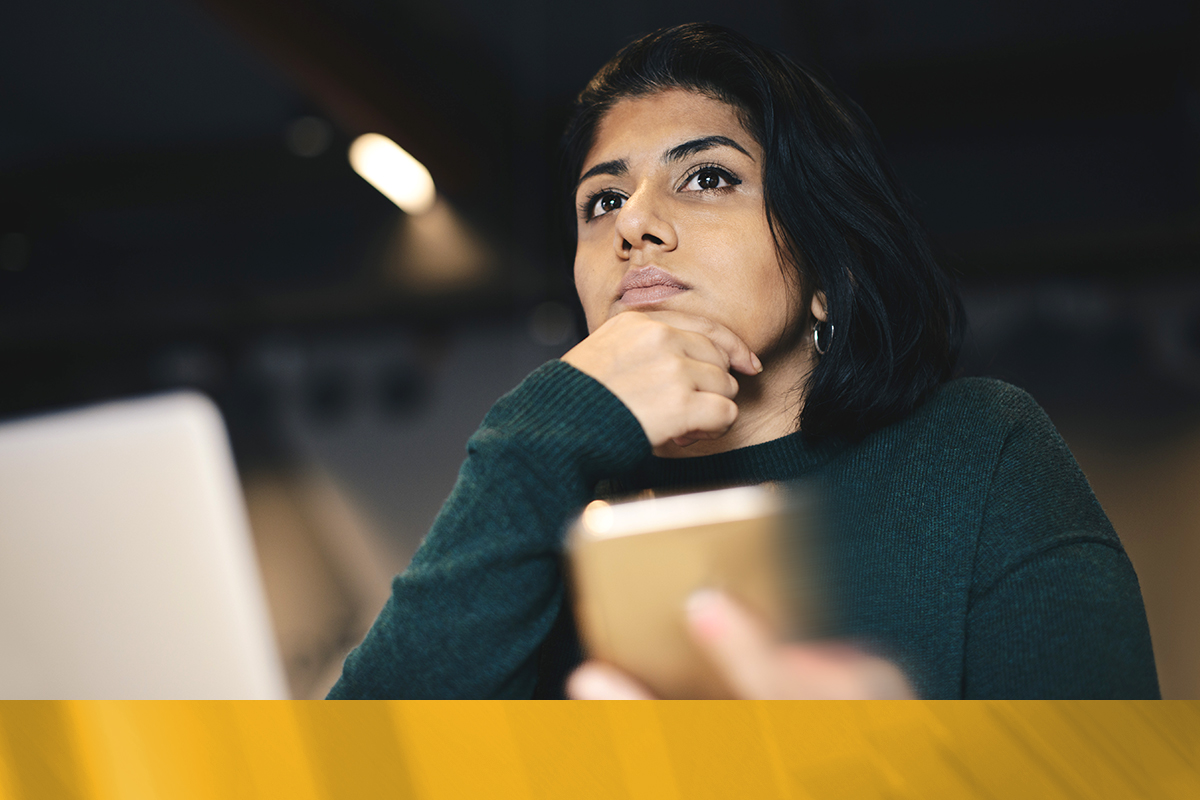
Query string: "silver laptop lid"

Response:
xmin=0 ymin=392 xmax=288 ymax=699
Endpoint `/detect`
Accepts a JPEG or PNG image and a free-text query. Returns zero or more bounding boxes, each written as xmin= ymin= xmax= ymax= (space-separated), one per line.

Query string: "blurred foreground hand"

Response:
xmin=567 ymin=589 xmax=915 ymax=699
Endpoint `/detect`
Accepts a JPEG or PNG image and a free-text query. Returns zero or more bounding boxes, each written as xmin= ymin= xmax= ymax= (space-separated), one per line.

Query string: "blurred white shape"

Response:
xmin=581 ymin=500 xmax=614 ymax=535
xmin=349 ymin=133 xmax=436 ymax=215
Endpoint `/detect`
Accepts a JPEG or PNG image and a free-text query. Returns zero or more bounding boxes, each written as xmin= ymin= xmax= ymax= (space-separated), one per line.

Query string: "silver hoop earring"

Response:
xmin=812 ymin=321 xmax=833 ymax=356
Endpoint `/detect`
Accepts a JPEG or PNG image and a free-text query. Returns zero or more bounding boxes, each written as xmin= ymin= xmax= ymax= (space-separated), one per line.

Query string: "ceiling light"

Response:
xmin=348 ymin=133 xmax=436 ymax=215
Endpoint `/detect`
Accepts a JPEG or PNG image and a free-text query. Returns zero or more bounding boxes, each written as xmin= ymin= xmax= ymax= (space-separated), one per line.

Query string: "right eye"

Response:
xmin=586 ymin=191 xmax=626 ymax=220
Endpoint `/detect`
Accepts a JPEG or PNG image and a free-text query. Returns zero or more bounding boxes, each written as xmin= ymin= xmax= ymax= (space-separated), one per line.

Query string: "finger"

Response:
xmin=645 ymin=312 xmax=762 ymax=376
xmin=778 ymin=644 xmax=916 ymax=699
xmin=684 ymin=359 xmax=740 ymax=400
xmin=567 ymin=662 xmax=655 ymax=700
xmin=679 ymin=331 xmax=731 ymax=374
xmin=679 ymin=393 xmax=738 ymax=440
xmin=861 ymin=659 xmax=916 ymax=699
xmin=687 ymin=591 xmax=917 ymax=699
xmin=672 ymin=428 xmax=732 ymax=446
xmin=685 ymin=589 xmax=783 ymax=698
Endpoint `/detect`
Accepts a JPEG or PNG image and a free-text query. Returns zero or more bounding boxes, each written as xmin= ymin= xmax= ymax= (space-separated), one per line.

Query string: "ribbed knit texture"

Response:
xmin=328 ymin=362 xmax=1159 ymax=699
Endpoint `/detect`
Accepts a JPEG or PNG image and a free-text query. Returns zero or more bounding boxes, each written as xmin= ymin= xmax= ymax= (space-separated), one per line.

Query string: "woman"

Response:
xmin=328 ymin=24 xmax=1159 ymax=699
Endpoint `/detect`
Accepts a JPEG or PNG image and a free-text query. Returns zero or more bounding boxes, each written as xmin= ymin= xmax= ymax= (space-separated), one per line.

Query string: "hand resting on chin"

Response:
xmin=561 ymin=311 xmax=762 ymax=449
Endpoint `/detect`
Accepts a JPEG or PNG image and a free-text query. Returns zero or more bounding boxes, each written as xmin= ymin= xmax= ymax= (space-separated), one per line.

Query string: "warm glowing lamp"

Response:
xmin=348 ymin=133 xmax=436 ymax=215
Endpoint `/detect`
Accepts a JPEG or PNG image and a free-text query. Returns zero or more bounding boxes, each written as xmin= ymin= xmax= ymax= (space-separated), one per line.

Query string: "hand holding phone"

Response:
xmin=567 ymin=589 xmax=915 ymax=699
xmin=567 ymin=484 xmax=817 ymax=699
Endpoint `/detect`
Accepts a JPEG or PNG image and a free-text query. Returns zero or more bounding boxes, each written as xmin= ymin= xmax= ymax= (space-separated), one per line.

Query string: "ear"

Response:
xmin=810 ymin=291 xmax=828 ymax=323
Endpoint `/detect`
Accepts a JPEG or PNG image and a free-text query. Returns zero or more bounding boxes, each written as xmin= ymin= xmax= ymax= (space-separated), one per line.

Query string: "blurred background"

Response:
xmin=1 ymin=0 xmax=1196 ymax=698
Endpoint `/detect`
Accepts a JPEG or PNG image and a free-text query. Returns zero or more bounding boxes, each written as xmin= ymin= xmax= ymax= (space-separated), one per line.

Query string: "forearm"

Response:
xmin=327 ymin=361 xmax=649 ymax=699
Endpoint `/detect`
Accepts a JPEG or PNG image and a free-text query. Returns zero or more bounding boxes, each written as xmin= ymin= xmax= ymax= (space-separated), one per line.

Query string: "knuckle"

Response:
xmin=664 ymin=358 xmax=688 ymax=380
xmin=664 ymin=389 xmax=688 ymax=413
xmin=720 ymin=398 xmax=738 ymax=426
xmin=670 ymin=404 xmax=692 ymax=433
xmin=648 ymin=321 xmax=675 ymax=344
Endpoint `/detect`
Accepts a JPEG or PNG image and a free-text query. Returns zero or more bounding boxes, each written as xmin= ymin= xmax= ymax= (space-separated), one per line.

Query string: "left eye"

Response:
xmin=683 ymin=167 xmax=736 ymax=191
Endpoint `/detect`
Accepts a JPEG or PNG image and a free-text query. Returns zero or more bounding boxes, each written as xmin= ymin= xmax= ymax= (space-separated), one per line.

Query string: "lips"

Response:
xmin=618 ymin=267 xmax=690 ymax=307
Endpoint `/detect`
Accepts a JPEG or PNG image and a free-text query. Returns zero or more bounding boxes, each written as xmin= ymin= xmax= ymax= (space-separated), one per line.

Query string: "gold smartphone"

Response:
xmin=567 ymin=484 xmax=817 ymax=699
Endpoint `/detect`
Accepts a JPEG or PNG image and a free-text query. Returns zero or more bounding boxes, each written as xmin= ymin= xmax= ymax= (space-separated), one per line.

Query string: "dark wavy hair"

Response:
xmin=560 ymin=23 xmax=964 ymax=440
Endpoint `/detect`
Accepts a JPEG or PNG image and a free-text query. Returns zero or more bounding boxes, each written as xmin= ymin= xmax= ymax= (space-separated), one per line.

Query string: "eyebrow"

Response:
xmin=575 ymin=135 xmax=754 ymax=191
xmin=664 ymin=135 xmax=753 ymax=163
xmin=576 ymin=159 xmax=627 ymax=190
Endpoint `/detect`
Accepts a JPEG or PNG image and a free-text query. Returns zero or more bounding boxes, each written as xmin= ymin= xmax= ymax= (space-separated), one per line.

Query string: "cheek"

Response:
xmin=764 ymin=262 xmax=800 ymax=329
xmin=742 ymin=235 xmax=799 ymax=340
xmin=573 ymin=253 xmax=605 ymax=333
xmin=745 ymin=215 xmax=792 ymax=298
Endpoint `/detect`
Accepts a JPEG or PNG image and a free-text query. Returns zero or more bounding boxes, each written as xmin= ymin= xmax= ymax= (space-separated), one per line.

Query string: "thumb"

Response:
xmin=686 ymin=589 xmax=916 ymax=699
xmin=685 ymin=589 xmax=783 ymax=698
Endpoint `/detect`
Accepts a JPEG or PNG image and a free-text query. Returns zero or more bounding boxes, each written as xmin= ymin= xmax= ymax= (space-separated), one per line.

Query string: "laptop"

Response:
xmin=0 ymin=392 xmax=288 ymax=699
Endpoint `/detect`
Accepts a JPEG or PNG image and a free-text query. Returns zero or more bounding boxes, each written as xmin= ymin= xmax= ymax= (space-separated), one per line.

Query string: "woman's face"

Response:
xmin=573 ymin=88 xmax=803 ymax=359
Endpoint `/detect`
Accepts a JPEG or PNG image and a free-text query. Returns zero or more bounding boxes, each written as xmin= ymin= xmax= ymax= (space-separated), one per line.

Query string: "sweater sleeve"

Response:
xmin=963 ymin=540 xmax=1160 ymax=698
xmin=326 ymin=360 xmax=650 ymax=698
xmin=962 ymin=390 xmax=1160 ymax=698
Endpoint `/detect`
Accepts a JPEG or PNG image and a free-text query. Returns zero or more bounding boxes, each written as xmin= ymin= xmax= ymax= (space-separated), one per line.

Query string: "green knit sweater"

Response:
xmin=328 ymin=361 xmax=1159 ymax=699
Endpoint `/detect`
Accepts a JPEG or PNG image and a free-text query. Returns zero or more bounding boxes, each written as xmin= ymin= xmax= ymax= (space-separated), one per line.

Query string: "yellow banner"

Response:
xmin=1 ymin=701 xmax=1196 ymax=799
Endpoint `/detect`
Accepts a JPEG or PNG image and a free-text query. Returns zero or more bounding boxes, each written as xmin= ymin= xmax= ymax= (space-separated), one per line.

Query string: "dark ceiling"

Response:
xmin=1 ymin=0 xmax=1197 ymax=349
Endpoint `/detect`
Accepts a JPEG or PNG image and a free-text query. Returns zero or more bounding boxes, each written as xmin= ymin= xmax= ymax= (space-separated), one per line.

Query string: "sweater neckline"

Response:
xmin=624 ymin=427 xmax=844 ymax=492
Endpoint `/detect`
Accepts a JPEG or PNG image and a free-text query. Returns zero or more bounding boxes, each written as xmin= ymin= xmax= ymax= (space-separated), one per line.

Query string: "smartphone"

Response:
xmin=567 ymin=483 xmax=817 ymax=699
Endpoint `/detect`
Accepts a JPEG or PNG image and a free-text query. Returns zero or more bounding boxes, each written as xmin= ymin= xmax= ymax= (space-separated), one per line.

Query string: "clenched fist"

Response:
xmin=561 ymin=311 xmax=762 ymax=448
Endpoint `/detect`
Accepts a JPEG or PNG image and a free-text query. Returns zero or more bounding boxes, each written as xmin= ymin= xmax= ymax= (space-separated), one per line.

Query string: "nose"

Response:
xmin=612 ymin=184 xmax=677 ymax=260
